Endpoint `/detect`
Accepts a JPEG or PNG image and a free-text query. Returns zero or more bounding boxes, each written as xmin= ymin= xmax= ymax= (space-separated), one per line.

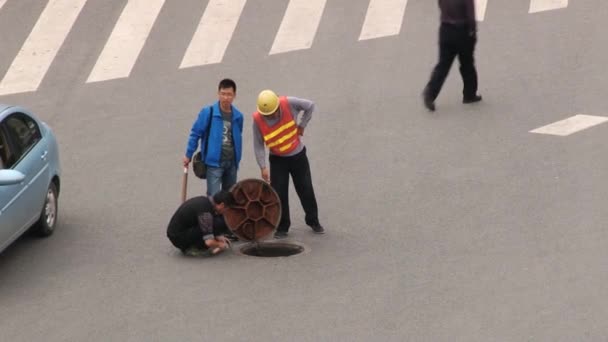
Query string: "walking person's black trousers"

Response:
xmin=269 ymin=147 xmax=319 ymax=233
xmin=424 ymin=23 xmax=478 ymax=101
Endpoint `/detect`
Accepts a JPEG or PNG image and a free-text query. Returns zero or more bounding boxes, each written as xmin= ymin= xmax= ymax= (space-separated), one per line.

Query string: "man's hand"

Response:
xmin=297 ymin=126 xmax=305 ymax=136
xmin=183 ymin=156 xmax=191 ymax=167
xmin=215 ymin=235 xmax=231 ymax=246
xmin=205 ymin=237 xmax=230 ymax=249
xmin=206 ymin=236 xmax=230 ymax=255
xmin=261 ymin=167 xmax=270 ymax=183
xmin=204 ymin=239 xmax=218 ymax=249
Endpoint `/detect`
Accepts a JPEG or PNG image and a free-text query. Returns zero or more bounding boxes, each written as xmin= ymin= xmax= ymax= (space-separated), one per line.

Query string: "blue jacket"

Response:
xmin=185 ymin=101 xmax=244 ymax=168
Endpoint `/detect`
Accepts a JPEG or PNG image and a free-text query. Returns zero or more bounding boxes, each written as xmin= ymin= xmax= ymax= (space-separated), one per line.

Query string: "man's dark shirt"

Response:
xmin=439 ymin=0 xmax=476 ymax=31
xmin=166 ymin=196 xmax=226 ymax=240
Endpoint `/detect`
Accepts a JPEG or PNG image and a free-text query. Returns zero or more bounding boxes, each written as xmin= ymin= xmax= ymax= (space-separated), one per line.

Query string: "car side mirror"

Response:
xmin=0 ymin=170 xmax=26 ymax=186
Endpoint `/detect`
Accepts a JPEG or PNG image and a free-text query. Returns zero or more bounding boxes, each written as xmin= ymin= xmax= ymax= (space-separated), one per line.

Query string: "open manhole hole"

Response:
xmin=239 ymin=242 xmax=306 ymax=257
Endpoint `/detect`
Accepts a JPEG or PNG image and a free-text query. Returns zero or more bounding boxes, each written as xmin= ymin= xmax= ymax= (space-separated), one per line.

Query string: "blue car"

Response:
xmin=0 ymin=104 xmax=61 ymax=253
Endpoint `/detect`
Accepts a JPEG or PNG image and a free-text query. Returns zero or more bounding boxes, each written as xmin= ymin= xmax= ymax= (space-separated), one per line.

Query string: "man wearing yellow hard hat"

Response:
xmin=252 ymin=90 xmax=325 ymax=239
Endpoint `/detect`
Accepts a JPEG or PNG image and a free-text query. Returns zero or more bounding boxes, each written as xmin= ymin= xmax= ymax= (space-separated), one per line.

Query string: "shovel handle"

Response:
xmin=181 ymin=167 xmax=188 ymax=203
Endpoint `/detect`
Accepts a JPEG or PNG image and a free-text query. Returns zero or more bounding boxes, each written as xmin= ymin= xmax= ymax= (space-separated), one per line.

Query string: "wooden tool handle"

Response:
xmin=181 ymin=167 xmax=188 ymax=203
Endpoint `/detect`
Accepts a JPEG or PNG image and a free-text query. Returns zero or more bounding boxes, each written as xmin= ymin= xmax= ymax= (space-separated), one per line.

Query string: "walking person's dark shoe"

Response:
xmin=310 ymin=224 xmax=325 ymax=234
xmin=423 ymin=93 xmax=435 ymax=111
xmin=274 ymin=231 xmax=288 ymax=239
xmin=463 ymin=95 xmax=482 ymax=104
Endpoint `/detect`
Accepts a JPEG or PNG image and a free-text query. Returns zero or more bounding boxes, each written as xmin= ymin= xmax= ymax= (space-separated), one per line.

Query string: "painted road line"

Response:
xmin=0 ymin=0 xmax=87 ymax=95
xmin=359 ymin=0 xmax=408 ymax=41
xmin=87 ymin=0 xmax=165 ymax=83
xmin=180 ymin=0 xmax=247 ymax=68
xmin=529 ymin=0 xmax=568 ymax=13
xmin=0 ymin=0 xmax=6 ymax=10
xmin=475 ymin=0 xmax=487 ymax=21
xmin=530 ymin=115 xmax=608 ymax=136
xmin=269 ymin=0 xmax=327 ymax=55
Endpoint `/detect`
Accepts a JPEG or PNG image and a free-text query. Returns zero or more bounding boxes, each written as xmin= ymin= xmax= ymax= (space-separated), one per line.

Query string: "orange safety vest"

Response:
xmin=253 ymin=96 xmax=301 ymax=155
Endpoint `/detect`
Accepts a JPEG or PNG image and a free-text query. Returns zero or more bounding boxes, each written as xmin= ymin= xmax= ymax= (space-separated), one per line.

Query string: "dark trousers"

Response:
xmin=269 ymin=147 xmax=319 ymax=233
xmin=424 ymin=23 xmax=478 ymax=101
xmin=167 ymin=227 xmax=206 ymax=252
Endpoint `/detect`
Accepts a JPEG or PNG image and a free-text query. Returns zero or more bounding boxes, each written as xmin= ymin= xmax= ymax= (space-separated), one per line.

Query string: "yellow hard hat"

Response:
xmin=257 ymin=90 xmax=279 ymax=115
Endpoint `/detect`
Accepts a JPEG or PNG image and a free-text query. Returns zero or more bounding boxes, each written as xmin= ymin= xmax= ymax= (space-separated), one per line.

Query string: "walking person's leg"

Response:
xmin=290 ymin=148 xmax=323 ymax=234
xmin=458 ymin=31 xmax=480 ymax=102
xmin=423 ymin=24 xmax=459 ymax=110
xmin=269 ymin=155 xmax=291 ymax=237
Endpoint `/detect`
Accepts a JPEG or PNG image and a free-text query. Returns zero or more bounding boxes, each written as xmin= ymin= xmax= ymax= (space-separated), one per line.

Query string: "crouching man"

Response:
xmin=167 ymin=190 xmax=235 ymax=256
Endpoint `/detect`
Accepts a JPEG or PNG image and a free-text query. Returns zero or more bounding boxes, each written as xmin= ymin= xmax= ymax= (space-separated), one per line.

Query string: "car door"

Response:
xmin=0 ymin=127 xmax=22 ymax=249
xmin=0 ymin=113 xmax=49 ymax=246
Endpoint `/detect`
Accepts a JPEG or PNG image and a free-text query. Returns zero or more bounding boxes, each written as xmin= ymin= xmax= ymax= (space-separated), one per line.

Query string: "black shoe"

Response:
xmin=310 ymin=224 xmax=325 ymax=234
xmin=423 ymin=94 xmax=435 ymax=111
xmin=274 ymin=231 xmax=288 ymax=239
xmin=182 ymin=247 xmax=209 ymax=257
xmin=463 ymin=95 xmax=482 ymax=104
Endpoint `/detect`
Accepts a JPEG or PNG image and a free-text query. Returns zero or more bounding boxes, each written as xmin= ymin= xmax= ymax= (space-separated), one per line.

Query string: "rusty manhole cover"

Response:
xmin=225 ymin=179 xmax=307 ymax=257
xmin=225 ymin=179 xmax=281 ymax=241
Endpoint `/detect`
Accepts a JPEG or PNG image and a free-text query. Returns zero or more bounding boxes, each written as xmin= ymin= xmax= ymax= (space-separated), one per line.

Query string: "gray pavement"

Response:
xmin=1 ymin=0 xmax=607 ymax=341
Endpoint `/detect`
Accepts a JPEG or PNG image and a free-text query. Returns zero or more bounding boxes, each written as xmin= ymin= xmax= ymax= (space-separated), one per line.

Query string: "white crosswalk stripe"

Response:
xmin=0 ymin=0 xmax=575 ymax=96
xmin=359 ymin=0 xmax=408 ymax=41
xmin=529 ymin=0 xmax=568 ymax=13
xmin=475 ymin=0 xmax=488 ymax=21
xmin=0 ymin=0 xmax=87 ymax=96
xmin=180 ymin=0 xmax=247 ymax=68
xmin=530 ymin=115 xmax=608 ymax=136
xmin=269 ymin=0 xmax=327 ymax=55
xmin=87 ymin=0 xmax=165 ymax=83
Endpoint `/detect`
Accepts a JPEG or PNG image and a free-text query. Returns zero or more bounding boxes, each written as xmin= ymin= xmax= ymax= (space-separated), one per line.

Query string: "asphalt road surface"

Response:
xmin=1 ymin=1 xmax=607 ymax=341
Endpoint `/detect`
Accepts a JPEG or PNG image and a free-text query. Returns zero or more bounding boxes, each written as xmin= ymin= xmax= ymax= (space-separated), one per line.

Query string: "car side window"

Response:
xmin=0 ymin=129 xmax=7 ymax=169
xmin=3 ymin=113 xmax=42 ymax=167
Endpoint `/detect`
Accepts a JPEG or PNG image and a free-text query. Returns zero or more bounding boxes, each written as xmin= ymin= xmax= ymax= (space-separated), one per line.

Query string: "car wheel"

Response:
xmin=34 ymin=182 xmax=58 ymax=237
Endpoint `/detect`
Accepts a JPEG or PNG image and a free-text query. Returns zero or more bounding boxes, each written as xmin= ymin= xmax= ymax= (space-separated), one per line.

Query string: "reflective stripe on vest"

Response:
xmin=253 ymin=96 xmax=300 ymax=155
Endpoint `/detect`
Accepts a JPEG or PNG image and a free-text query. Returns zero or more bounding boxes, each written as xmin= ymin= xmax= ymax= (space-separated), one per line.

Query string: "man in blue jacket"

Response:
xmin=183 ymin=79 xmax=244 ymax=196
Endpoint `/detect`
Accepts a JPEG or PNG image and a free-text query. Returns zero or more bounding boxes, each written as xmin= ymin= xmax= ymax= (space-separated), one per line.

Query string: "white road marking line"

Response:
xmin=359 ymin=0 xmax=408 ymax=41
xmin=0 ymin=0 xmax=7 ymax=10
xmin=0 ymin=0 xmax=87 ymax=95
xmin=529 ymin=0 xmax=568 ymax=13
xmin=269 ymin=0 xmax=327 ymax=55
xmin=530 ymin=115 xmax=608 ymax=136
xmin=87 ymin=0 xmax=165 ymax=83
xmin=475 ymin=0 xmax=488 ymax=21
xmin=180 ymin=0 xmax=247 ymax=68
